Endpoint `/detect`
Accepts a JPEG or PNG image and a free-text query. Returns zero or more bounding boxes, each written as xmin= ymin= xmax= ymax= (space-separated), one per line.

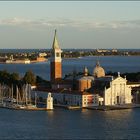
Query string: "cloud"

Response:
xmin=0 ymin=17 xmax=73 ymax=27
xmin=0 ymin=18 xmax=31 ymax=26
xmin=108 ymin=20 xmax=140 ymax=29
xmin=0 ymin=17 xmax=140 ymax=30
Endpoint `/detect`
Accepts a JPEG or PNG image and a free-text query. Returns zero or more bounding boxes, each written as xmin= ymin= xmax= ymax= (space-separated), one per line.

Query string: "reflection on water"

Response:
xmin=103 ymin=109 xmax=132 ymax=120
xmin=46 ymin=110 xmax=54 ymax=117
xmin=1 ymin=108 xmax=140 ymax=139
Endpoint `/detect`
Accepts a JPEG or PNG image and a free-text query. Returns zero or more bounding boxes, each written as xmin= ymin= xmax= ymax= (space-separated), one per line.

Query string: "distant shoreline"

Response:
xmin=0 ymin=48 xmax=139 ymax=53
xmin=63 ymin=55 xmax=140 ymax=59
xmin=0 ymin=59 xmax=48 ymax=64
xmin=0 ymin=55 xmax=139 ymax=64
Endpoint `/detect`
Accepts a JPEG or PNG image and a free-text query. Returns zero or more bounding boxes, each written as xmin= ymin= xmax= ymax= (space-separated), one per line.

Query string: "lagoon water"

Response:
xmin=0 ymin=56 xmax=139 ymax=80
xmin=0 ymin=56 xmax=140 ymax=139
xmin=0 ymin=108 xmax=140 ymax=139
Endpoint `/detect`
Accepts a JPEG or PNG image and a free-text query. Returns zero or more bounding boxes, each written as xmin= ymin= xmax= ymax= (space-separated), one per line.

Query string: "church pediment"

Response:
xmin=112 ymin=77 xmax=127 ymax=83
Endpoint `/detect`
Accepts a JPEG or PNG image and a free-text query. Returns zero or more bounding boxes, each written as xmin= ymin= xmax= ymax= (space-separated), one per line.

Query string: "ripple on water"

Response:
xmin=0 ymin=108 xmax=140 ymax=139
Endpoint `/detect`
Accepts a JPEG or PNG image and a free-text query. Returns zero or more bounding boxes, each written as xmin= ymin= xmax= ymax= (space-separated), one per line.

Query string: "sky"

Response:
xmin=0 ymin=1 xmax=140 ymax=49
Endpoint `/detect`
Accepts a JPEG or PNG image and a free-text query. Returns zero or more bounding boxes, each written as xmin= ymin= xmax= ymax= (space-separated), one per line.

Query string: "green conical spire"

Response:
xmin=52 ymin=29 xmax=60 ymax=49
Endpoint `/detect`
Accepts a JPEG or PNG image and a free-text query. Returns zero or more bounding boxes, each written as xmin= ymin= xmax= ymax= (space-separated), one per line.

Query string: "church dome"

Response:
xmin=93 ymin=61 xmax=105 ymax=78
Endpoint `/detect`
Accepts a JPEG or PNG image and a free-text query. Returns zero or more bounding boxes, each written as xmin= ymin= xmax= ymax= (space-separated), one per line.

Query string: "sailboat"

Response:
xmin=0 ymin=84 xmax=4 ymax=106
xmin=15 ymin=84 xmax=37 ymax=110
xmin=0 ymin=83 xmax=52 ymax=111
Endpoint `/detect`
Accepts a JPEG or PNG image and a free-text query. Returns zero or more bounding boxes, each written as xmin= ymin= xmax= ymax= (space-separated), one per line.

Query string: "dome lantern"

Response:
xmin=84 ymin=66 xmax=88 ymax=76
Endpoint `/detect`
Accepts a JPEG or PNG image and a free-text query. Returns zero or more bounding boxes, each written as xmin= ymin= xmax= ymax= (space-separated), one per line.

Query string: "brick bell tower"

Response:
xmin=50 ymin=29 xmax=62 ymax=82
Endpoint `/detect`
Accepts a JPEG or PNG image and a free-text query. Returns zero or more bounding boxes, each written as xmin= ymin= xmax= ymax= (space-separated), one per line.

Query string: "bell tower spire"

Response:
xmin=52 ymin=29 xmax=60 ymax=50
xmin=50 ymin=30 xmax=62 ymax=82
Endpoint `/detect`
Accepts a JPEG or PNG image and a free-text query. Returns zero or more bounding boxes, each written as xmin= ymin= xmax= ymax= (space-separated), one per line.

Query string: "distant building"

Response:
xmin=6 ymin=59 xmax=30 ymax=64
xmin=96 ymin=49 xmax=110 ymax=53
xmin=36 ymin=56 xmax=47 ymax=62
xmin=39 ymin=52 xmax=47 ymax=57
xmin=112 ymin=49 xmax=118 ymax=53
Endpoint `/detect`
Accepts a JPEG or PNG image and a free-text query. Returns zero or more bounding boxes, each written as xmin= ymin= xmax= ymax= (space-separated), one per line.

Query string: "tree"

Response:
xmin=36 ymin=75 xmax=51 ymax=89
xmin=23 ymin=70 xmax=36 ymax=85
xmin=10 ymin=72 xmax=20 ymax=80
xmin=137 ymin=74 xmax=140 ymax=82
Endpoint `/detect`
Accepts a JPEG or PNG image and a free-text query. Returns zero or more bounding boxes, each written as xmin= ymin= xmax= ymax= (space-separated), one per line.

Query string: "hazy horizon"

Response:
xmin=0 ymin=1 xmax=140 ymax=49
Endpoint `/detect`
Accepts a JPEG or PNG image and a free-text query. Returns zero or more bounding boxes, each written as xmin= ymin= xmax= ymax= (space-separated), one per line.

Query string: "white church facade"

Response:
xmin=104 ymin=74 xmax=132 ymax=106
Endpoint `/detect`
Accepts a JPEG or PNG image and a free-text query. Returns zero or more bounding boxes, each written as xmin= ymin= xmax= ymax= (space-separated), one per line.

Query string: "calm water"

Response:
xmin=0 ymin=108 xmax=140 ymax=139
xmin=0 ymin=56 xmax=139 ymax=80
xmin=0 ymin=56 xmax=140 ymax=139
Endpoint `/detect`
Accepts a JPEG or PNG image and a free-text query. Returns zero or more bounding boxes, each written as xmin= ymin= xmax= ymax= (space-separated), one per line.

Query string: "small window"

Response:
xmin=56 ymin=53 xmax=60 ymax=57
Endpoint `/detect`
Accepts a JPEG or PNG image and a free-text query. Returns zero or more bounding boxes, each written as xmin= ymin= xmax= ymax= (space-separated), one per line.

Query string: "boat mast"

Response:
xmin=16 ymin=86 xmax=18 ymax=105
xmin=1 ymin=84 xmax=3 ymax=104
xmin=28 ymin=84 xmax=32 ymax=105
xmin=11 ymin=84 xmax=13 ymax=103
xmin=18 ymin=88 xmax=21 ymax=104
xmin=25 ymin=84 xmax=28 ymax=105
